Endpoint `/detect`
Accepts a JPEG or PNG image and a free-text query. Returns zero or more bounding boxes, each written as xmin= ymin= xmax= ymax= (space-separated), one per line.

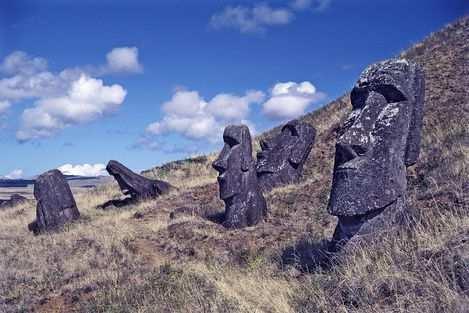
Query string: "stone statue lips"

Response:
xmin=216 ymin=170 xmax=227 ymax=190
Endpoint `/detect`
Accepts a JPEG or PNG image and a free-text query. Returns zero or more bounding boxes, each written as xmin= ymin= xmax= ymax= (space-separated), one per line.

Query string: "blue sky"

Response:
xmin=0 ymin=0 xmax=466 ymax=178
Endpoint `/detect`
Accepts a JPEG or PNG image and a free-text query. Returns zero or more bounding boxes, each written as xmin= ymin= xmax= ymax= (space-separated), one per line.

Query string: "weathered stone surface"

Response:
xmin=256 ymin=120 xmax=316 ymax=191
xmin=97 ymin=197 xmax=135 ymax=210
xmin=0 ymin=194 xmax=28 ymax=209
xmin=327 ymin=59 xmax=425 ymax=247
xmin=28 ymin=169 xmax=80 ymax=234
xmin=212 ymin=125 xmax=267 ymax=228
xmin=106 ymin=160 xmax=172 ymax=202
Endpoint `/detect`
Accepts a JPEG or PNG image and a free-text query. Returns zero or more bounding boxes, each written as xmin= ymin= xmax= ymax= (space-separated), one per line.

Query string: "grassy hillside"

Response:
xmin=0 ymin=16 xmax=468 ymax=313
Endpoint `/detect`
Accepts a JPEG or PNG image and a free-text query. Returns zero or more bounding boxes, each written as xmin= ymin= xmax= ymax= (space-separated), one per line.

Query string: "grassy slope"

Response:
xmin=0 ymin=16 xmax=468 ymax=313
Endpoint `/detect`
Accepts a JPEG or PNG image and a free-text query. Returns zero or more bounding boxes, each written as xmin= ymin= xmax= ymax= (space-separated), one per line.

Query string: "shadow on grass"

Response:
xmin=281 ymin=238 xmax=336 ymax=272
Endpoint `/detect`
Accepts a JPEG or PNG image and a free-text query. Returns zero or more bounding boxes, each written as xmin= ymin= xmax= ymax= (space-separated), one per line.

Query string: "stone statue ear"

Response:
xmin=404 ymin=66 xmax=425 ymax=166
xmin=288 ymin=147 xmax=304 ymax=165
xmin=288 ymin=126 xmax=316 ymax=165
xmin=240 ymin=127 xmax=253 ymax=172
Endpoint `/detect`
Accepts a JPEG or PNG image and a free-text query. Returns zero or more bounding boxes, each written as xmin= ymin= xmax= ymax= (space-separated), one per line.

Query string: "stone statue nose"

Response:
xmin=212 ymin=158 xmax=227 ymax=173
xmin=335 ymin=143 xmax=367 ymax=165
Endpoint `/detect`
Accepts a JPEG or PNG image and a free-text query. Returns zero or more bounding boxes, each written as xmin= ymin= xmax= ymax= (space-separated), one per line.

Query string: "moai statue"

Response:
xmin=106 ymin=160 xmax=172 ymax=202
xmin=212 ymin=125 xmax=267 ymax=228
xmin=327 ymin=59 xmax=425 ymax=248
xmin=28 ymin=169 xmax=80 ymax=234
xmin=256 ymin=120 xmax=316 ymax=191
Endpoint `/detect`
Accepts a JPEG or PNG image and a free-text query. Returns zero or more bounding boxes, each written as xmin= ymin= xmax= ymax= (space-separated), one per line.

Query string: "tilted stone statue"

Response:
xmin=106 ymin=160 xmax=172 ymax=202
xmin=28 ymin=169 xmax=80 ymax=234
xmin=327 ymin=59 xmax=425 ymax=247
xmin=256 ymin=120 xmax=316 ymax=191
xmin=212 ymin=125 xmax=267 ymax=228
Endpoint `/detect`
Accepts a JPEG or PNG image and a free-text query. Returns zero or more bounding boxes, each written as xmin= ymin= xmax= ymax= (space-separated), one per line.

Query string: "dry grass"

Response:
xmin=1 ymin=186 xmax=467 ymax=313
xmin=142 ymin=154 xmax=218 ymax=189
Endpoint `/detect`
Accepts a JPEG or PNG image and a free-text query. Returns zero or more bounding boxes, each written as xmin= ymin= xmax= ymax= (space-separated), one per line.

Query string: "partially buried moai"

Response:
xmin=328 ymin=59 xmax=425 ymax=247
xmin=256 ymin=120 xmax=316 ymax=191
xmin=212 ymin=125 xmax=267 ymax=228
xmin=28 ymin=169 xmax=80 ymax=234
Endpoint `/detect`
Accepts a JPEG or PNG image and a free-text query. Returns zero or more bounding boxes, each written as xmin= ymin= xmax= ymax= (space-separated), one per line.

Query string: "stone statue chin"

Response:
xmin=212 ymin=125 xmax=267 ymax=228
xmin=256 ymin=120 xmax=316 ymax=191
xmin=328 ymin=59 xmax=425 ymax=246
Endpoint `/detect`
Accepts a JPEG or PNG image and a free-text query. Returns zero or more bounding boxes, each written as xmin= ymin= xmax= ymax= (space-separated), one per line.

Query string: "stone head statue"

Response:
xmin=212 ymin=125 xmax=267 ymax=228
xmin=28 ymin=169 xmax=80 ymax=234
xmin=328 ymin=59 xmax=425 ymax=244
xmin=106 ymin=160 xmax=171 ymax=201
xmin=256 ymin=120 xmax=316 ymax=191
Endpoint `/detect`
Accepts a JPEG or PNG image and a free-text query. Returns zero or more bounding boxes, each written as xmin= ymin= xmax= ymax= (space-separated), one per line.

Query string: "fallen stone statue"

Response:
xmin=213 ymin=125 xmax=267 ymax=228
xmin=327 ymin=58 xmax=425 ymax=249
xmin=256 ymin=119 xmax=316 ymax=191
xmin=28 ymin=169 xmax=80 ymax=234
xmin=102 ymin=160 xmax=172 ymax=208
xmin=0 ymin=194 xmax=28 ymax=209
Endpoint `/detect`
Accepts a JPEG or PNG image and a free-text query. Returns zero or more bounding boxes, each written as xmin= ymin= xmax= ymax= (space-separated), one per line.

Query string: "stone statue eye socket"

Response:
xmin=375 ymin=85 xmax=407 ymax=103
xmin=283 ymin=125 xmax=299 ymax=136
xmin=352 ymin=145 xmax=367 ymax=156
xmin=351 ymin=88 xmax=369 ymax=109
xmin=225 ymin=137 xmax=239 ymax=147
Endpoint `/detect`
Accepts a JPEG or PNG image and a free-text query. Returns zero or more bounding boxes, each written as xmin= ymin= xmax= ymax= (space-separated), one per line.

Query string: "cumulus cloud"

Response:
xmin=210 ymin=1 xmax=332 ymax=33
xmin=0 ymin=48 xmax=140 ymax=141
xmin=210 ymin=3 xmax=293 ymax=33
xmin=2 ymin=169 xmax=24 ymax=179
xmin=0 ymin=67 xmax=73 ymax=101
xmin=103 ymin=47 xmax=143 ymax=74
xmin=0 ymin=51 xmax=47 ymax=75
xmin=0 ymin=100 xmax=10 ymax=114
xmin=291 ymin=0 xmax=331 ymax=11
xmin=290 ymin=0 xmax=312 ymax=10
xmin=262 ymin=81 xmax=326 ymax=120
xmin=143 ymin=89 xmax=263 ymax=146
xmin=58 ymin=163 xmax=108 ymax=177
xmin=17 ymin=75 xmax=126 ymax=141
xmin=141 ymin=81 xmax=325 ymax=149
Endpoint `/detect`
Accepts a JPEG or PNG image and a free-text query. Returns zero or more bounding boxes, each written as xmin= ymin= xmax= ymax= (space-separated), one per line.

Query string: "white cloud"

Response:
xmin=0 ymin=48 xmax=139 ymax=141
xmin=291 ymin=0 xmax=313 ymax=10
xmin=3 ymin=169 xmax=24 ymax=179
xmin=143 ymin=89 xmax=263 ymax=146
xmin=262 ymin=81 xmax=326 ymax=120
xmin=210 ymin=1 xmax=332 ymax=33
xmin=291 ymin=0 xmax=331 ymax=11
xmin=0 ymin=100 xmax=10 ymax=114
xmin=104 ymin=47 xmax=143 ymax=74
xmin=58 ymin=163 xmax=108 ymax=177
xmin=16 ymin=74 xmax=126 ymax=141
xmin=210 ymin=3 xmax=293 ymax=33
xmin=141 ymin=81 xmax=325 ymax=149
xmin=208 ymin=90 xmax=265 ymax=120
xmin=0 ymin=51 xmax=47 ymax=75
xmin=0 ymin=69 xmax=72 ymax=101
